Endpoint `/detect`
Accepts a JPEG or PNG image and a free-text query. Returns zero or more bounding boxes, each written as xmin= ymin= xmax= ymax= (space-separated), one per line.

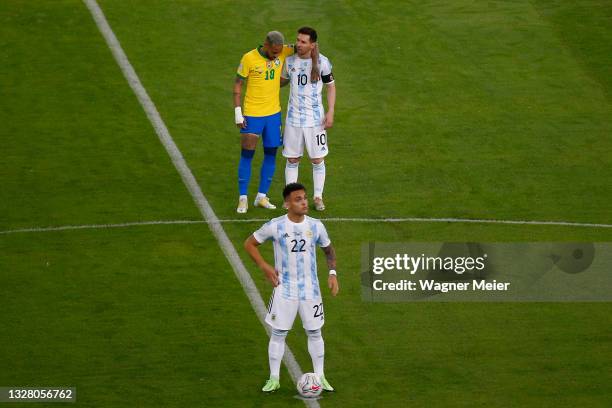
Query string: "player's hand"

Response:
xmin=262 ymin=263 xmax=280 ymax=287
xmin=235 ymin=107 xmax=247 ymax=129
xmin=323 ymin=112 xmax=334 ymax=129
xmin=328 ymin=275 xmax=339 ymax=296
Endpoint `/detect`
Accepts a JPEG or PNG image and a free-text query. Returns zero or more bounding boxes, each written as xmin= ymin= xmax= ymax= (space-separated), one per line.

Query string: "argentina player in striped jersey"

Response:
xmin=281 ymin=27 xmax=336 ymax=211
xmin=244 ymin=182 xmax=339 ymax=393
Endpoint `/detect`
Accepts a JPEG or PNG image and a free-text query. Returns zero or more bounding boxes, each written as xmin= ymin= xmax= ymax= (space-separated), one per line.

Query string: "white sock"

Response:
xmin=285 ymin=161 xmax=299 ymax=185
xmin=312 ymin=161 xmax=325 ymax=198
xmin=307 ymin=329 xmax=325 ymax=377
xmin=239 ymin=194 xmax=247 ymax=200
xmin=256 ymin=192 xmax=266 ymax=200
xmin=268 ymin=329 xmax=287 ymax=379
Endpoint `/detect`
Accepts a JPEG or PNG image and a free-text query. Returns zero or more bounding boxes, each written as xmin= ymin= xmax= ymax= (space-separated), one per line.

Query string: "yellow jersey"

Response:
xmin=237 ymin=45 xmax=294 ymax=117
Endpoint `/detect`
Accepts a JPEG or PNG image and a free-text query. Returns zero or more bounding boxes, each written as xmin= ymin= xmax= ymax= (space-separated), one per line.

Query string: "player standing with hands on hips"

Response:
xmin=244 ymin=182 xmax=339 ymax=393
xmin=281 ymin=27 xmax=336 ymax=211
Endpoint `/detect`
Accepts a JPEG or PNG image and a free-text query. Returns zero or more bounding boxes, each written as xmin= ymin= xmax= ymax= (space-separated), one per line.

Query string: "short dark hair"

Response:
xmin=297 ymin=26 xmax=317 ymax=43
xmin=283 ymin=182 xmax=306 ymax=199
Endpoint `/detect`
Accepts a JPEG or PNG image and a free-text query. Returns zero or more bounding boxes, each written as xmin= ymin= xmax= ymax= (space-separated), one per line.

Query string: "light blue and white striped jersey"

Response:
xmin=253 ymin=215 xmax=331 ymax=301
xmin=281 ymin=53 xmax=334 ymax=128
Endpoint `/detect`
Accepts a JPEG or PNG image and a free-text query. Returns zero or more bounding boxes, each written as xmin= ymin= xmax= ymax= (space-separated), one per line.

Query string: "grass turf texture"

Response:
xmin=0 ymin=225 xmax=302 ymax=407
xmin=1 ymin=0 xmax=611 ymax=407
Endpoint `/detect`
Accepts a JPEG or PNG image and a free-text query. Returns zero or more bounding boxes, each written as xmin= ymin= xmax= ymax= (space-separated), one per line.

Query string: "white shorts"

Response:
xmin=264 ymin=287 xmax=325 ymax=331
xmin=282 ymin=125 xmax=329 ymax=159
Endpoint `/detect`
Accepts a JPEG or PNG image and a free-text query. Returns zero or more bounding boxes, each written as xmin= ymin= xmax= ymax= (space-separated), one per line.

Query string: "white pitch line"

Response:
xmin=322 ymin=217 xmax=612 ymax=229
xmin=0 ymin=220 xmax=204 ymax=235
xmin=218 ymin=217 xmax=612 ymax=229
xmin=82 ymin=1 xmax=317 ymax=406
xmin=2 ymin=216 xmax=611 ymax=235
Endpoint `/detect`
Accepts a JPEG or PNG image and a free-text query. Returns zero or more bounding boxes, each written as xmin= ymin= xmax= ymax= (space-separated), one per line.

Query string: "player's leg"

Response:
xmin=262 ymin=328 xmax=287 ymax=392
xmin=238 ymin=133 xmax=257 ymax=213
xmin=286 ymin=158 xmax=300 ymax=184
xmin=282 ymin=125 xmax=305 ymax=185
xmin=306 ymin=328 xmax=325 ymax=379
xmin=263 ymin=289 xmax=298 ymax=391
xmin=255 ymin=146 xmax=278 ymax=209
xmin=255 ymin=112 xmax=282 ymax=209
xmin=299 ymin=299 xmax=333 ymax=391
xmin=311 ymin=158 xmax=326 ymax=211
xmin=305 ymin=127 xmax=329 ymax=211
xmin=238 ymin=116 xmax=264 ymax=213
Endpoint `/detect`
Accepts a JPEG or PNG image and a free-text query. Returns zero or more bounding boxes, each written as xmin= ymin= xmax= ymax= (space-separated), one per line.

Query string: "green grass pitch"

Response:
xmin=1 ymin=0 xmax=611 ymax=407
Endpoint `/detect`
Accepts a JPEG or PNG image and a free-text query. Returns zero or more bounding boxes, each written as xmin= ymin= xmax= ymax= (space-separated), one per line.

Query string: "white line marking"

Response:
xmin=323 ymin=217 xmax=612 ymax=229
xmin=82 ymin=1 xmax=317 ymax=406
xmin=217 ymin=217 xmax=612 ymax=229
xmin=0 ymin=220 xmax=204 ymax=235
xmin=2 ymin=216 xmax=611 ymax=235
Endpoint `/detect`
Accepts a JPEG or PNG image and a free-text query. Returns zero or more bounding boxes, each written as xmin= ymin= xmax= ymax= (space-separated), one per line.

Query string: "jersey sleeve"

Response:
xmin=253 ymin=221 xmax=275 ymax=244
xmin=236 ymin=54 xmax=249 ymax=79
xmin=316 ymin=221 xmax=331 ymax=247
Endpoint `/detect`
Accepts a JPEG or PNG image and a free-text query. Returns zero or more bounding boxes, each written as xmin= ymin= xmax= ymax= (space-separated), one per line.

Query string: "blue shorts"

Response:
xmin=240 ymin=112 xmax=282 ymax=148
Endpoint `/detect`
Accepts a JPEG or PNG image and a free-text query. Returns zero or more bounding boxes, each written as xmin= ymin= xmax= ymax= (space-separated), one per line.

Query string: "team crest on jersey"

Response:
xmin=283 ymin=233 xmax=290 ymax=238
xmin=306 ymin=230 xmax=313 ymax=238
xmin=274 ymin=58 xmax=281 ymax=67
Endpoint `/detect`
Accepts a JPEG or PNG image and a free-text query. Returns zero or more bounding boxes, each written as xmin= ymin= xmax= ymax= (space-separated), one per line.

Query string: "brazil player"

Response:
xmin=234 ymin=32 xmax=320 ymax=214
xmin=281 ymin=27 xmax=336 ymax=211
xmin=244 ymin=182 xmax=339 ymax=392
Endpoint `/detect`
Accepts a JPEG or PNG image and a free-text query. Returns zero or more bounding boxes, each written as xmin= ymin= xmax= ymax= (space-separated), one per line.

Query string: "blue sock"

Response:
xmin=238 ymin=149 xmax=255 ymax=195
xmin=258 ymin=147 xmax=277 ymax=194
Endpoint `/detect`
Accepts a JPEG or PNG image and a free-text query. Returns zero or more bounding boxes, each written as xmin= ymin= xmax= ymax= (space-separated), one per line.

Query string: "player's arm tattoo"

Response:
xmin=233 ymin=77 xmax=244 ymax=107
xmin=311 ymin=43 xmax=320 ymax=82
xmin=321 ymin=245 xmax=336 ymax=270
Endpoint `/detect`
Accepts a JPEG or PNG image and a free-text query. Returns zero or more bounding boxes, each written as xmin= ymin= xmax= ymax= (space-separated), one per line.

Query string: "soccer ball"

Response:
xmin=297 ymin=373 xmax=322 ymax=397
